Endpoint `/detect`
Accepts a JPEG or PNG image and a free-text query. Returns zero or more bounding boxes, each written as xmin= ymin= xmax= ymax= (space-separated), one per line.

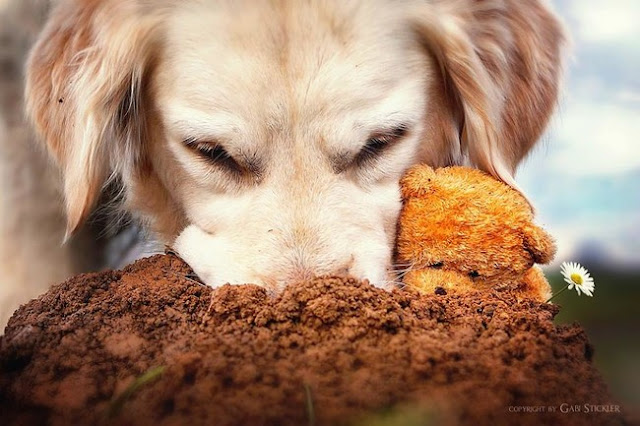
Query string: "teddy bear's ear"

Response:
xmin=523 ymin=225 xmax=557 ymax=264
xmin=400 ymin=165 xmax=437 ymax=200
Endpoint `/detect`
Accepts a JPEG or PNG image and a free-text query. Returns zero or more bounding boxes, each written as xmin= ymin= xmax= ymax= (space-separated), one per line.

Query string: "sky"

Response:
xmin=518 ymin=0 xmax=640 ymax=269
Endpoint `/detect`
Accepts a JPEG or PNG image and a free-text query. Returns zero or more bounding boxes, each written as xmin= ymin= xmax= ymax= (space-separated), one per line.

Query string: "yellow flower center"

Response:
xmin=570 ymin=273 xmax=583 ymax=285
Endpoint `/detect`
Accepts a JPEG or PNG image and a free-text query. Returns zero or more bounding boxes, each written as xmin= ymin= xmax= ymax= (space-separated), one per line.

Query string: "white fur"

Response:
xmin=155 ymin=1 xmax=429 ymax=289
xmin=0 ymin=0 xmax=566 ymax=326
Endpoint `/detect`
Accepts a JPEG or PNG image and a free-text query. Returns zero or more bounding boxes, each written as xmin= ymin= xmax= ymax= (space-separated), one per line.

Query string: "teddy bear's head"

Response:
xmin=396 ymin=165 xmax=556 ymax=297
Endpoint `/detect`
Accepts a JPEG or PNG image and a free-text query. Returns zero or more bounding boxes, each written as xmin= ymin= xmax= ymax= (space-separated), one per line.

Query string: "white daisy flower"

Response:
xmin=560 ymin=262 xmax=595 ymax=297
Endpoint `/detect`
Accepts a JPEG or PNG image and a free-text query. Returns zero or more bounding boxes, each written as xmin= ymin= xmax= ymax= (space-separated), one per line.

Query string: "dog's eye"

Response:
xmin=185 ymin=138 xmax=242 ymax=174
xmin=354 ymin=125 xmax=408 ymax=166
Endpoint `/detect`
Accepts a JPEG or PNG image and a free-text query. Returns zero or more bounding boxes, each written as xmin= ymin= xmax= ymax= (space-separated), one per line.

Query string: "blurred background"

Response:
xmin=519 ymin=0 xmax=640 ymax=410
xmin=0 ymin=0 xmax=638 ymax=413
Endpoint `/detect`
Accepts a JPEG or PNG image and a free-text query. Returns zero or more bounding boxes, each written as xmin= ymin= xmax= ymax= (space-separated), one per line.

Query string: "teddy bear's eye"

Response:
xmin=468 ymin=270 xmax=480 ymax=278
xmin=430 ymin=262 xmax=444 ymax=269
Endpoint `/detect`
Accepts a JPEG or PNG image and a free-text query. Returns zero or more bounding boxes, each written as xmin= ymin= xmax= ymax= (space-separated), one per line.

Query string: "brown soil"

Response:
xmin=0 ymin=254 xmax=629 ymax=426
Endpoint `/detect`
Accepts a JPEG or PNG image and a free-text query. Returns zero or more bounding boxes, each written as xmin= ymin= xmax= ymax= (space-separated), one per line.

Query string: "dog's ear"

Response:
xmin=25 ymin=0 xmax=160 ymax=238
xmin=413 ymin=0 xmax=567 ymax=188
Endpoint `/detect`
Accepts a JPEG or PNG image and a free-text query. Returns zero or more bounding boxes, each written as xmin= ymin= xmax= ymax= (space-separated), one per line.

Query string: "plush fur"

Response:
xmin=397 ymin=165 xmax=556 ymax=301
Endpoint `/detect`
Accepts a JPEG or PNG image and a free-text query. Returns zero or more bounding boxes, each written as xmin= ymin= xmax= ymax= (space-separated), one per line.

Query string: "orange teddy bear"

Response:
xmin=396 ymin=165 xmax=556 ymax=302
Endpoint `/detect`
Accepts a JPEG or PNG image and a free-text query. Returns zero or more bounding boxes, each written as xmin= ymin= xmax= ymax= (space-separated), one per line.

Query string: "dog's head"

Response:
xmin=25 ymin=0 xmax=565 ymax=289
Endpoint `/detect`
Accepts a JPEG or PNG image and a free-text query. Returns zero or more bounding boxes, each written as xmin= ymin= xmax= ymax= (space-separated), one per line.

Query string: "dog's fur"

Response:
xmin=1 ymin=0 xmax=565 ymax=324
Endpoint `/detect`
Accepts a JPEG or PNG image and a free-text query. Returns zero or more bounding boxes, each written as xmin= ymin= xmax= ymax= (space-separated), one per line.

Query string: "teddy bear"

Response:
xmin=396 ymin=165 xmax=556 ymax=302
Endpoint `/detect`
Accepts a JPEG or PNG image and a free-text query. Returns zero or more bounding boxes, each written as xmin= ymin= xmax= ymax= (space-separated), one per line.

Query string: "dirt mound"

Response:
xmin=0 ymin=254 xmax=628 ymax=425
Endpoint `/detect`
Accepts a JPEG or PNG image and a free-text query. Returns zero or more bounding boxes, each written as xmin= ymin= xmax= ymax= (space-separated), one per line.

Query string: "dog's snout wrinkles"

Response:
xmin=281 ymin=219 xmax=356 ymax=280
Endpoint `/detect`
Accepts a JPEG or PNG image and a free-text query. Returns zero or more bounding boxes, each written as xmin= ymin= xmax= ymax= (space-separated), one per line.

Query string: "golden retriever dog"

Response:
xmin=0 ymin=0 xmax=565 ymax=326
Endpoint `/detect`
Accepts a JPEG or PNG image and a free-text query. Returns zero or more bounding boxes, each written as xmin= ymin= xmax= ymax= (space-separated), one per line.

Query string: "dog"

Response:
xmin=0 ymin=0 xmax=566 ymax=326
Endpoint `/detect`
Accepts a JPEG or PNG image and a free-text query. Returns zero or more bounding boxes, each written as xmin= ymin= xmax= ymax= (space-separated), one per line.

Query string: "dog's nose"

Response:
xmin=287 ymin=254 xmax=355 ymax=282
xmin=335 ymin=265 xmax=350 ymax=276
xmin=333 ymin=255 xmax=356 ymax=277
